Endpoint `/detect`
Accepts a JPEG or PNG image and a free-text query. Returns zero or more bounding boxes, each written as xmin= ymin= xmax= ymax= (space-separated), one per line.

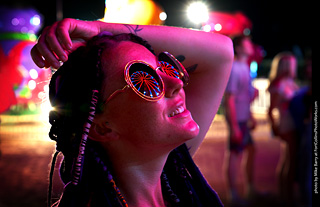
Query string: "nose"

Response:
xmin=161 ymin=73 xmax=183 ymax=98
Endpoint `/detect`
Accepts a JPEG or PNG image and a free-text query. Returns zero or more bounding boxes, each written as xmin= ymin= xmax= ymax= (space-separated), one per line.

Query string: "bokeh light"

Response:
xmin=159 ymin=12 xmax=167 ymax=21
xmin=30 ymin=15 xmax=41 ymax=26
xmin=28 ymin=80 xmax=36 ymax=90
xmin=186 ymin=1 xmax=209 ymax=24
xmin=214 ymin=23 xmax=222 ymax=31
xmin=29 ymin=69 xmax=38 ymax=79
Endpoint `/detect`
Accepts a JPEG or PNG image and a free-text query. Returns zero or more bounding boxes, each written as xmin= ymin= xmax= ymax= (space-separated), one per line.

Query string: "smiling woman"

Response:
xmin=30 ymin=18 xmax=233 ymax=207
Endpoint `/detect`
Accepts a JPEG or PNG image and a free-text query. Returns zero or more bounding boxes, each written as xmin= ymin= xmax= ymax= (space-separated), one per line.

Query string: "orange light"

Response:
xmin=103 ymin=0 xmax=165 ymax=25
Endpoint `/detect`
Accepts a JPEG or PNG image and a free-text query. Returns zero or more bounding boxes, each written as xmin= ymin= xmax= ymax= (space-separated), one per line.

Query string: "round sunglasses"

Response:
xmin=105 ymin=51 xmax=189 ymax=103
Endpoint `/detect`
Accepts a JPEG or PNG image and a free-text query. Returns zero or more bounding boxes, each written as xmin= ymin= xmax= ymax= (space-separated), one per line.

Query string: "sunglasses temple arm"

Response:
xmin=105 ymin=85 xmax=130 ymax=103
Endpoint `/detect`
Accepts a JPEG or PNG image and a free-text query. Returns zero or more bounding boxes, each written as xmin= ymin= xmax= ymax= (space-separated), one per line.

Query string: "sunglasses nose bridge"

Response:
xmin=155 ymin=66 xmax=161 ymax=71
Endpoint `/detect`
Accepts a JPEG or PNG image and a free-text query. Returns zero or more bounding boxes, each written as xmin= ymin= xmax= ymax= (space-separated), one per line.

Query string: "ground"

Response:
xmin=0 ymin=114 xmax=295 ymax=207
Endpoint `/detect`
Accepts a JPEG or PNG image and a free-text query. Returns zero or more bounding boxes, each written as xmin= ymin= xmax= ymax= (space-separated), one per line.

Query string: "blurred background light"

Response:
xmin=243 ymin=28 xmax=251 ymax=36
xmin=29 ymin=69 xmax=38 ymax=79
xmin=30 ymin=15 xmax=41 ymax=26
xmin=11 ymin=18 xmax=19 ymax=26
xmin=103 ymin=0 xmax=165 ymax=25
xmin=250 ymin=61 xmax=258 ymax=78
xmin=28 ymin=80 xmax=36 ymax=90
xmin=203 ymin=24 xmax=211 ymax=32
xmin=159 ymin=12 xmax=167 ymax=21
xmin=214 ymin=23 xmax=222 ymax=31
xmin=202 ymin=11 xmax=252 ymax=36
xmin=0 ymin=6 xmax=51 ymax=115
xmin=186 ymin=1 xmax=209 ymax=24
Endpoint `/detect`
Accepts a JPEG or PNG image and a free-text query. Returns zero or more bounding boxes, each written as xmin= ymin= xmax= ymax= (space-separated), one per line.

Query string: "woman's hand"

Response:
xmin=31 ymin=18 xmax=101 ymax=69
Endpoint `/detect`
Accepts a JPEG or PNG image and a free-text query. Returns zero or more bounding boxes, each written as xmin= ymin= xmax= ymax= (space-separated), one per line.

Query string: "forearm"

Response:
xmin=32 ymin=17 xmax=232 ymax=72
xmin=96 ymin=21 xmax=233 ymax=72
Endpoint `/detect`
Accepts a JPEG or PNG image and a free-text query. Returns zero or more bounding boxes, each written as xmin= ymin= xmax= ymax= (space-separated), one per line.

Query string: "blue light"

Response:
xmin=250 ymin=61 xmax=258 ymax=78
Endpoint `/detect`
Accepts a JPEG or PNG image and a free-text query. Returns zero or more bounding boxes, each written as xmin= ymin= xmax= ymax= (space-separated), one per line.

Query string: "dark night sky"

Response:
xmin=1 ymin=0 xmax=312 ymax=58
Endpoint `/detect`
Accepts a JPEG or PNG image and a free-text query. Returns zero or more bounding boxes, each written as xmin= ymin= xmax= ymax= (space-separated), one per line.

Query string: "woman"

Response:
xmin=268 ymin=52 xmax=299 ymax=205
xmin=31 ymin=18 xmax=233 ymax=207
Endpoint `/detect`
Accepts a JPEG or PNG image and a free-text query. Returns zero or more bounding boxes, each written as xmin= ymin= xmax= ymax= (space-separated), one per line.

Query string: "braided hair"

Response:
xmin=47 ymin=32 xmax=155 ymax=207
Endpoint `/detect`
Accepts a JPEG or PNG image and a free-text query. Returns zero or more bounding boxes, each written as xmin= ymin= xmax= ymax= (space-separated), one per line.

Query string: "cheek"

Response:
xmin=117 ymin=107 xmax=168 ymax=147
xmin=108 ymin=99 xmax=163 ymax=136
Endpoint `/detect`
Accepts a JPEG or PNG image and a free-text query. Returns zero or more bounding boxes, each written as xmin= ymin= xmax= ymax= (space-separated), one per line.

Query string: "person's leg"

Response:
xmin=225 ymin=150 xmax=243 ymax=201
xmin=243 ymin=144 xmax=256 ymax=198
xmin=282 ymin=131 xmax=297 ymax=206
xmin=224 ymin=122 xmax=248 ymax=205
xmin=240 ymin=122 xmax=256 ymax=200
xmin=276 ymin=140 xmax=288 ymax=203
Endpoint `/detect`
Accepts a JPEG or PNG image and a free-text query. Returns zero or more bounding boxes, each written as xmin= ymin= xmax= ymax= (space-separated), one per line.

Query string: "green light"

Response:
xmin=0 ymin=33 xmax=37 ymax=41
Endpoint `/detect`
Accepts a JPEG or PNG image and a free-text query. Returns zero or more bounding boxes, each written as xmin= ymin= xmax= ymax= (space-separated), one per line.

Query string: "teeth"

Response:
xmin=169 ymin=106 xmax=185 ymax=117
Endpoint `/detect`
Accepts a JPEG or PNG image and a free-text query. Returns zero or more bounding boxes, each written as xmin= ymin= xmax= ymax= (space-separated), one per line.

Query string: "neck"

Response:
xmin=116 ymin=167 xmax=166 ymax=207
xmin=104 ymin=143 xmax=171 ymax=207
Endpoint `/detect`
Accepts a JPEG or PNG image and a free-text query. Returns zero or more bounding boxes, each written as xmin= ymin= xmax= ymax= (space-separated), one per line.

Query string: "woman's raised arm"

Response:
xmin=31 ymin=18 xmax=233 ymax=156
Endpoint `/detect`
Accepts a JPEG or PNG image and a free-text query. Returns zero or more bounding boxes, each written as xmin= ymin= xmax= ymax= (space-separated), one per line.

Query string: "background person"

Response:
xmin=223 ymin=35 xmax=258 ymax=205
xmin=267 ymin=52 xmax=299 ymax=206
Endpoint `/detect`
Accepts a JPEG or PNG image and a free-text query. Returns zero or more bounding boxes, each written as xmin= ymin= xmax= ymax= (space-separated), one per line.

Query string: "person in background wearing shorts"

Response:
xmin=223 ymin=35 xmax=258 ymax=206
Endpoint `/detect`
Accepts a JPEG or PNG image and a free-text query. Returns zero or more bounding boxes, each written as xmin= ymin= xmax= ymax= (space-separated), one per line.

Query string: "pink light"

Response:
xmin=203 ymin=12 xmax=252 ymax=36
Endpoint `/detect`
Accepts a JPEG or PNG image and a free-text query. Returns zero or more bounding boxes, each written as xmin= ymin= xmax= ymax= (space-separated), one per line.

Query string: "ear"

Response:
xmin=88 ymin=121 xmax=119 ymax=142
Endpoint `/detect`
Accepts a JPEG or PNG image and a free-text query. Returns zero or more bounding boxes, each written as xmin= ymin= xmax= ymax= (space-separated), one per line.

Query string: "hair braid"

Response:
xmin=47 ymin=38 xmax=104 ymax=206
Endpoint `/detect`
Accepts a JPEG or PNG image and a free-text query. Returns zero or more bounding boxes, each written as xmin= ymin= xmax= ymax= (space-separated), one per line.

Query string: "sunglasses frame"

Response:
xmin=158 ymin=51 xmax=189 ymax=87
xmin=105 ymin=51 xmax=188 ymax=103
xmin=125 ymin=60 xmax=165 ymax=101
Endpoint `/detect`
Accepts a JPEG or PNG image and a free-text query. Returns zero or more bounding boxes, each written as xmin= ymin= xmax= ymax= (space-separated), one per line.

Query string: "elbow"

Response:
xmin=223 ymin=36 xmax=234 ymax=81
xmin=222 ymin=35 xmax=234 ymax=68
xmin=208 ymin=33 xmax=234 ymax=70
xmin=215 ymin=35 xmax=234 ymax=79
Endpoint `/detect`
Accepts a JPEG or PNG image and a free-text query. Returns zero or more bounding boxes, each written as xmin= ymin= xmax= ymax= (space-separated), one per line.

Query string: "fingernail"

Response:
xmin=67 ymin=43 xmax=72 ymax=50
xmin=38 ymin=61 xmax=45 ymax=68
xmin=60 ymin=54 xmax=68 ymax=62
xmin=52 ymin=62 xmax=60 ymax=69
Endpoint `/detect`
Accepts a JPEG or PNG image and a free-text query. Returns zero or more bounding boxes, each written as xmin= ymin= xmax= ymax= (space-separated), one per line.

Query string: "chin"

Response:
xmin=182 ymin=120 xmax=200 ymax=141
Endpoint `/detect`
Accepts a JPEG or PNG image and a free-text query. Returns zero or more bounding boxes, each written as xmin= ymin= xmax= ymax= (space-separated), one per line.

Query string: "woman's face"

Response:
xmin=99 ymin=41 xmax=199 ymax=150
